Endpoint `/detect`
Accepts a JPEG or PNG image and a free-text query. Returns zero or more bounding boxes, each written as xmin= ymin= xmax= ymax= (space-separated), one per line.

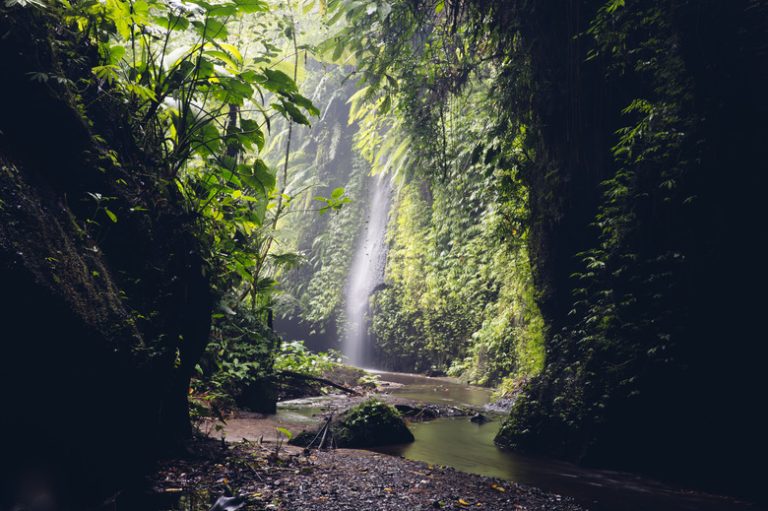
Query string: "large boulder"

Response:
xmin=292 ymin=399 xmax=414 ymax=448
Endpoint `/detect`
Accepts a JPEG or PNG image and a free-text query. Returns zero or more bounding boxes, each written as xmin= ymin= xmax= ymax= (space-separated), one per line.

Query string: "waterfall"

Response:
xmin=342 ymin=173 xmax=391 ymax=367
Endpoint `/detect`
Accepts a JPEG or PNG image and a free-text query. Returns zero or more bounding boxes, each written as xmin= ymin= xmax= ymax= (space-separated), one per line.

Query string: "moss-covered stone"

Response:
xmin=292 ymin=399 xmax=414 ymax=448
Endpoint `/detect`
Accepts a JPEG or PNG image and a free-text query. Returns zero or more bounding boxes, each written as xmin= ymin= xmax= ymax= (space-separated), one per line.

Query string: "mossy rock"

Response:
xmin=292 ymin=399 xmax=414 ymax=448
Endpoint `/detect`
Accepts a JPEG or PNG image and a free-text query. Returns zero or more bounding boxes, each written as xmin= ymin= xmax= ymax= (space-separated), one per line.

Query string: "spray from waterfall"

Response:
xmin=342 ymin=173 xmax=392 ymax=367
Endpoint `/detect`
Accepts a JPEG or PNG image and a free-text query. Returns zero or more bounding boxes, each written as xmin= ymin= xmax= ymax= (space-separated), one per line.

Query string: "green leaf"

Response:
xmin=126 ymin=82 xmax=157 ymax=102
xmin=107 ymin=44 xmax=126 ymax=64
xmin=208 ymin=3 xmax=238 ymax=16
xmin=185 ymin=0 xmax=214 ymax=10
xmin=377 ymin=94 xmax=391 ymax=115
xmin=204 ymin=50 xmax=236 ymax=68
xmin=234 ymin=0 xmax=268 ymax=12
xmin=152 ymin=15 xmax=190 ymax=31
xmin=273 ymin=101 xmax=310 ymax=125
xmin=238 ymin=160 xmax=275 ymax=196
xmin=606 ymin=0 xmax=625 ymax=13
xmin=260 ymin=68 xmax=298 ymax=94
xmin=193 ymin=19 xmax=228 ymax=40
xmin=252 ymin=159 xmax=276 ymax=190
xmin=239 ymin=119 xmax=265 ymax=150
xmin=104 ymin=208 xmax=118 ymax=223
xmin=218 ymin=77 xmax=254 ymax=103
xmin=106 ymin=0 xmax=131 ymax=38
xmin=288 ymin=93 xmax=321 ymax=116
xmin=92 ymin=65 xmax=120 ymax=84
xmin=216 ymin=42 xmax=243 ymax=64
xmin=332 ymin=39 xmax=345 ymax=61
xmin=239 ymin=69 xmax=259 ymax=83
xmin=276 ymin=427 xmax=293 ymax=440
xmin=131 ymin=0 xmax=150 ymax=22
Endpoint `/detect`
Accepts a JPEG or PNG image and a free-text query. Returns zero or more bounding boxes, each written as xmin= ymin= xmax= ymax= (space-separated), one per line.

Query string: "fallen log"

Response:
xmin=275 ymin=370 xmax=361 ymax=396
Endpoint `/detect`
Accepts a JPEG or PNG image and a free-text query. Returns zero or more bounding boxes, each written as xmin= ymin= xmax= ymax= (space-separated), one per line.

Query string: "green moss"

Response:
xmin=293 ymin=399 xmax=414 ymax=448
xmin=336 ymin=399 xmax=413 ymax=447
xmin=494 ymin=394 xmax=539 ymax=450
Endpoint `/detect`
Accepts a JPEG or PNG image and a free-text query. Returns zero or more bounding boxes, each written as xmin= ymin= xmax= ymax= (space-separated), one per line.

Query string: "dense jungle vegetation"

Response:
xmin=1 ymin=0 xmax=766 ymax=508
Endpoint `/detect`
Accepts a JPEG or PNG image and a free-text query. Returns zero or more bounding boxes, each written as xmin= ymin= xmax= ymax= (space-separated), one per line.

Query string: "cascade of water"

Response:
xmin=342 ymin=173 xmax=391 ymax=367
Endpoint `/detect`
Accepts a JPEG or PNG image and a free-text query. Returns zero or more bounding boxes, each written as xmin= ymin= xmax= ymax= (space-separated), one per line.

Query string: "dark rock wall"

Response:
xmin=488 ymin=0 xmax=768 ymax=497
xmin=0 ymin=8 xmax=212 ymax=507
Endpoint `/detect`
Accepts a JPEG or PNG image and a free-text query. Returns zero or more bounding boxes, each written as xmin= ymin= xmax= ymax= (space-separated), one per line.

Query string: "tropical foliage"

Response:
xmin=6 ymin=0 xmax=763 ymax=494
xmin=273 ymin=0 xmax=545 ymax=388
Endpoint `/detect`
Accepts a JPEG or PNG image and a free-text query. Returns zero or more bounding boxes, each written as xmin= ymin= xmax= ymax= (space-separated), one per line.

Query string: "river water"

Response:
xmin=208 ymin=369 xmax=765 ymax=510
xmin=335 ymin=371 xmax=763 ymax=511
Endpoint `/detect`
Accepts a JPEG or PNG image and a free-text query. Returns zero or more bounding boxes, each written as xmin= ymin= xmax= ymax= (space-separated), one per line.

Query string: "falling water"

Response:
xmin=342 ymin=173 xmax=392 ymax=367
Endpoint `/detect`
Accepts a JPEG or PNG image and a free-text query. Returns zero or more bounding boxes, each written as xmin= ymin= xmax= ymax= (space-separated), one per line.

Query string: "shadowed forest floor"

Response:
xmin=146 ymin=439 xmax=583 ymax=511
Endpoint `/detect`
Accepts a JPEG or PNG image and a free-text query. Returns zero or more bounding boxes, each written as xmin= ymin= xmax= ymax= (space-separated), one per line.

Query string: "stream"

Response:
xmin=270 ymin=370 xmax=763 ymax=511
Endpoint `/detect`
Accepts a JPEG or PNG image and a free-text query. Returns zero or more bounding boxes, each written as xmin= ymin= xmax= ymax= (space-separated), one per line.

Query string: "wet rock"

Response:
xmin=394 ymin=404 xmax=420 ymax=416
xmin=470 ymin=413 xmax=489 ymax=424
xmin=292 ymin=399 xmax=414 ymax=448
xmin=394 ymin=404 xmax=440 ymax=421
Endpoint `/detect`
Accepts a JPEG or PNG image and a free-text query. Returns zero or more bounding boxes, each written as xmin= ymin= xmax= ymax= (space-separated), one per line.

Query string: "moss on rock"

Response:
xmin=293 ymin=399 xmax=414 ymax=448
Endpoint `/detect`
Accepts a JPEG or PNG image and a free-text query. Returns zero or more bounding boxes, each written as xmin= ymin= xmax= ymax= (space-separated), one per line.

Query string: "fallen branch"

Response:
xmin=275 ymin=370 xmax=361 ymax=396
xmin=302 ymin=414 xmax=334 ymax=451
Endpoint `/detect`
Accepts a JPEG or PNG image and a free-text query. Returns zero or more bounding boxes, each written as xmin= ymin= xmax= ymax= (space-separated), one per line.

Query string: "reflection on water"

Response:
xmin=368 ymin=372 xmax=764 ymax=511
xmin=376 ymin=418 xmax=763 ymax=511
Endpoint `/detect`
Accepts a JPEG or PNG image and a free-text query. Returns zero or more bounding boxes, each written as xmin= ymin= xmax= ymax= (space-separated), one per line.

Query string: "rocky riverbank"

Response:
xmin=144 ymin=437 xmax=583 ymax=511
xmin=199 ymin=371 xmax=498 ymax=445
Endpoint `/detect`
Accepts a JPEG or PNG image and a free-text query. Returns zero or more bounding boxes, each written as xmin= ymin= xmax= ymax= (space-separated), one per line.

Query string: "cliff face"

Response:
xmin=0 ymin=8 xmax=212 ymax=506
xmin=495 ymin=0 xmax=768 ymax=496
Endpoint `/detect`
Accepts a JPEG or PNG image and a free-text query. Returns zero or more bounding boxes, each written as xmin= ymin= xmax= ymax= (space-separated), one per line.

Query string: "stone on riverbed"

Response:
xmin=394 ymin=404 xmax=438 ymax=420
xmin=291 ymin=399 xmax=414 ymax=448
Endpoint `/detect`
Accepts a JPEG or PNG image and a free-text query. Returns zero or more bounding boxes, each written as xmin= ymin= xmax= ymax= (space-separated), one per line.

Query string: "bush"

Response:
xmin=274 ymin=340 xmax=342 ymax=377
xmin=192 ymin=307 xmax=280 ymax=415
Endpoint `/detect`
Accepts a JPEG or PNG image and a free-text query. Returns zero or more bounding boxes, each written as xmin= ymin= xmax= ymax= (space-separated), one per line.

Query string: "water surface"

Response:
xmin=369 ymin=371 xmax=763 ymax=511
